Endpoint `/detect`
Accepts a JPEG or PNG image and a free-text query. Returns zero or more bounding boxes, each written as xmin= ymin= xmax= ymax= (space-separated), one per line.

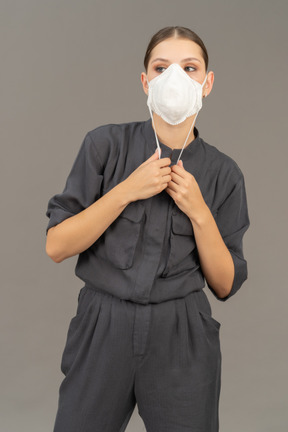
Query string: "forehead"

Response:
xmin=149 ymin=38 xmax=204 ymax=64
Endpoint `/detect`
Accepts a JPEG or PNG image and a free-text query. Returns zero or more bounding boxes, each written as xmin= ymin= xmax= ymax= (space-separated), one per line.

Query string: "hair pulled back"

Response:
xmin=144 ymin=26 xmax=209 ymax=72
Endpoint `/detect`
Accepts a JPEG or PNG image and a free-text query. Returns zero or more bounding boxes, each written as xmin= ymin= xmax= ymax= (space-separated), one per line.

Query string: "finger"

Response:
xmin=155 ymin=157 xmax=171 ymax=167
xmin=170 ymin=171 xmax=183 ymax=185
xmin=171 ymin=163 xmax=187 ymax=178
xmin=177 ymin=160 xmax=184 ymax=168
xmin=142 ymin=149 xmax=160 ymax=166
xmin=166 ymin=180 xmax=178 ymax=192
xmin=158 ymin=182 xmax=170 ymax=193
xmin=161 ymin=174 xmax=172 ymax=184
xmin=165 ymin=186 xmax=176 ymax=201
xmin=160 ymin=166 xmax=172 ymax=176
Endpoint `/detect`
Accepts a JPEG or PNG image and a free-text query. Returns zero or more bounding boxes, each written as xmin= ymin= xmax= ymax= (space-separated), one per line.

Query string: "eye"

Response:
xmin=184 ymin=66 xmax=196 ymax=72
xmin=155 ymin=66 xmax=166 ymax=73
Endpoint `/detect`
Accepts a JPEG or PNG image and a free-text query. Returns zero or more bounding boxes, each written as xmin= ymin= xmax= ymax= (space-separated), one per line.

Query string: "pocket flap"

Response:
xmin=171 ymin=210 xmax=193 ymax=235
xmin=119 ymin=202 xmax=145 ymax=223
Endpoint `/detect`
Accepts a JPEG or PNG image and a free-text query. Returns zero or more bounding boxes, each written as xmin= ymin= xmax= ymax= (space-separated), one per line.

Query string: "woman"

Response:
xmin=46 ymin=26 xmax=249 ymax=432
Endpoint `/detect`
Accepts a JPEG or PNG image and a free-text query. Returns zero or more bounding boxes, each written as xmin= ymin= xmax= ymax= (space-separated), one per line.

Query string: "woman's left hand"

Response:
xmin=165 ymin=160 xmax=208 ymax=222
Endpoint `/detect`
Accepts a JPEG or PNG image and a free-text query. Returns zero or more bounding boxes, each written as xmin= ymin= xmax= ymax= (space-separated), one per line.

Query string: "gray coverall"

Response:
xmin=46 ymin=119 xmax=250 ymax=432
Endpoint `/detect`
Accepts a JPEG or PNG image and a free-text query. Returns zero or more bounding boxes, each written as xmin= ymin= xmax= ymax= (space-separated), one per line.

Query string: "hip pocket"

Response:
xmin=199 ymin=310 xmax=221 ymax=331
xmin=188 ymin=290 xmax=221 ymax=344
xmin=197 ymin=309 xmax=221 ymax=356
xmin=60 ymin=287 xmax=102 ymax=376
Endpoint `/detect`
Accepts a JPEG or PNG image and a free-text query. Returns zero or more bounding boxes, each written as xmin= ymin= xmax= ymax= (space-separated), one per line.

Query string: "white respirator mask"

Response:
xmin=146 ymin=63 xmax=208 ymax=163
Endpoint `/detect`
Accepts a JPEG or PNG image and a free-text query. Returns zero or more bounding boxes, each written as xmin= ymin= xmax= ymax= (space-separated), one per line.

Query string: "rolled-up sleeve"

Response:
xmin=208 ymin=172 xmax=250 ymax=301
xmin=45 ymin=132 xmax=103 ymax=235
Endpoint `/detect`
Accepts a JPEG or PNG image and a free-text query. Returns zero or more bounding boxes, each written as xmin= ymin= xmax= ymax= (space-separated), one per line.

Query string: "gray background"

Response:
xmin=1 ymin=0 xmax=287 ymax=431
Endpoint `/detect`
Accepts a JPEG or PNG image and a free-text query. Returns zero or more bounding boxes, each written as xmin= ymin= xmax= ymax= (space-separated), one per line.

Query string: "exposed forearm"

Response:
xmin=46 ymin=152 xmax=172 ymax=263
xmin=46 ymin=182 xmax=130 ymax=263
xmin=190 ymin=204 xmax=235 ymax=298
xmin=166 ymin=162 xmax=235 ymax=298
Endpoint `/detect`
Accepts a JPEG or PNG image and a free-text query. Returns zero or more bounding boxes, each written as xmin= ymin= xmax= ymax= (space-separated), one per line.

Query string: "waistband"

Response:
xmin=84 ymin=271 xmax=206 ymax=305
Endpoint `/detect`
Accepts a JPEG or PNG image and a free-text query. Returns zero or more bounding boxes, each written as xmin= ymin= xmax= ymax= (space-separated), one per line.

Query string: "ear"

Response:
xmin=141 ymin=72 xmax=149 ymax=95
xmin=202 ymin=71 xmax=215 ymax=98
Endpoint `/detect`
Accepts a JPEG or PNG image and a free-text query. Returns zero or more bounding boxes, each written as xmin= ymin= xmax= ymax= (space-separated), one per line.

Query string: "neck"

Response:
xmin=151 ymin=113 xmax=197 ymax=149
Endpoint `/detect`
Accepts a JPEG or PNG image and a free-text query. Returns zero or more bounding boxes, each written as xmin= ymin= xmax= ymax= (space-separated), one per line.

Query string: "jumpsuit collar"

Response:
xmin=143 ymin=118 xmax=201 ymax=162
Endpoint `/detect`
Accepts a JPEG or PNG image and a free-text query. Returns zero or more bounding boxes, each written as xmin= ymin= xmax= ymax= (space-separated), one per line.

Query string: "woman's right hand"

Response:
xmin=46 ymin=150 xmax=171 ymax=262
xmin=121 ymin=149 xmax=172 ymax=202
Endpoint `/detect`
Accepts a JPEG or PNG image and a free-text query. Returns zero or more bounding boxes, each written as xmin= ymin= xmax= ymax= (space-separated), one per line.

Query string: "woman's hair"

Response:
xmin=144 ymin=26 xmax=209 ymax=72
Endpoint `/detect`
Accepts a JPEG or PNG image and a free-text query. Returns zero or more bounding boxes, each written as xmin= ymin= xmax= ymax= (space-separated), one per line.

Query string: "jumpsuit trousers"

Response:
xmin=53 ymin=283 xmax=222 ymax=432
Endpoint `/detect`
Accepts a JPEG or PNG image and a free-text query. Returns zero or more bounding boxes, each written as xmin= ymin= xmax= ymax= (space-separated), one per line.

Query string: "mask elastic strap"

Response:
xmin=202 ymin=73 xmax=208 ymax=87
xmin=148 ymin=105 xmax=162 ymax=159
xmin=176 ymin=74 xmax=207 ymax=164
xmin=176 ymin=112 xmax=199 ymax=165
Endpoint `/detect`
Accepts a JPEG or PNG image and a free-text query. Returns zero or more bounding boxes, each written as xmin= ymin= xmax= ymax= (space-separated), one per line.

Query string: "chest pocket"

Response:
xmin=164 ymin=207 xmax=197 ymax=275
xmin=101 ymin=201 xmax=145 ymax=270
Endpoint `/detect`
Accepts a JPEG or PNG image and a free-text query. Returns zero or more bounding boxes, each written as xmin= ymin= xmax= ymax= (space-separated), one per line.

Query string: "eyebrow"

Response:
xmin=151 ymin=57 xmax=202 ymax=64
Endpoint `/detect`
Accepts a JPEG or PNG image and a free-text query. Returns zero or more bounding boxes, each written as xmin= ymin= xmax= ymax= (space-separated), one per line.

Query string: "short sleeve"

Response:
xmin=45 ymin=132 xmax=103 ymax=235
xmin=207 ymin=172 xmax=250 ymax=301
